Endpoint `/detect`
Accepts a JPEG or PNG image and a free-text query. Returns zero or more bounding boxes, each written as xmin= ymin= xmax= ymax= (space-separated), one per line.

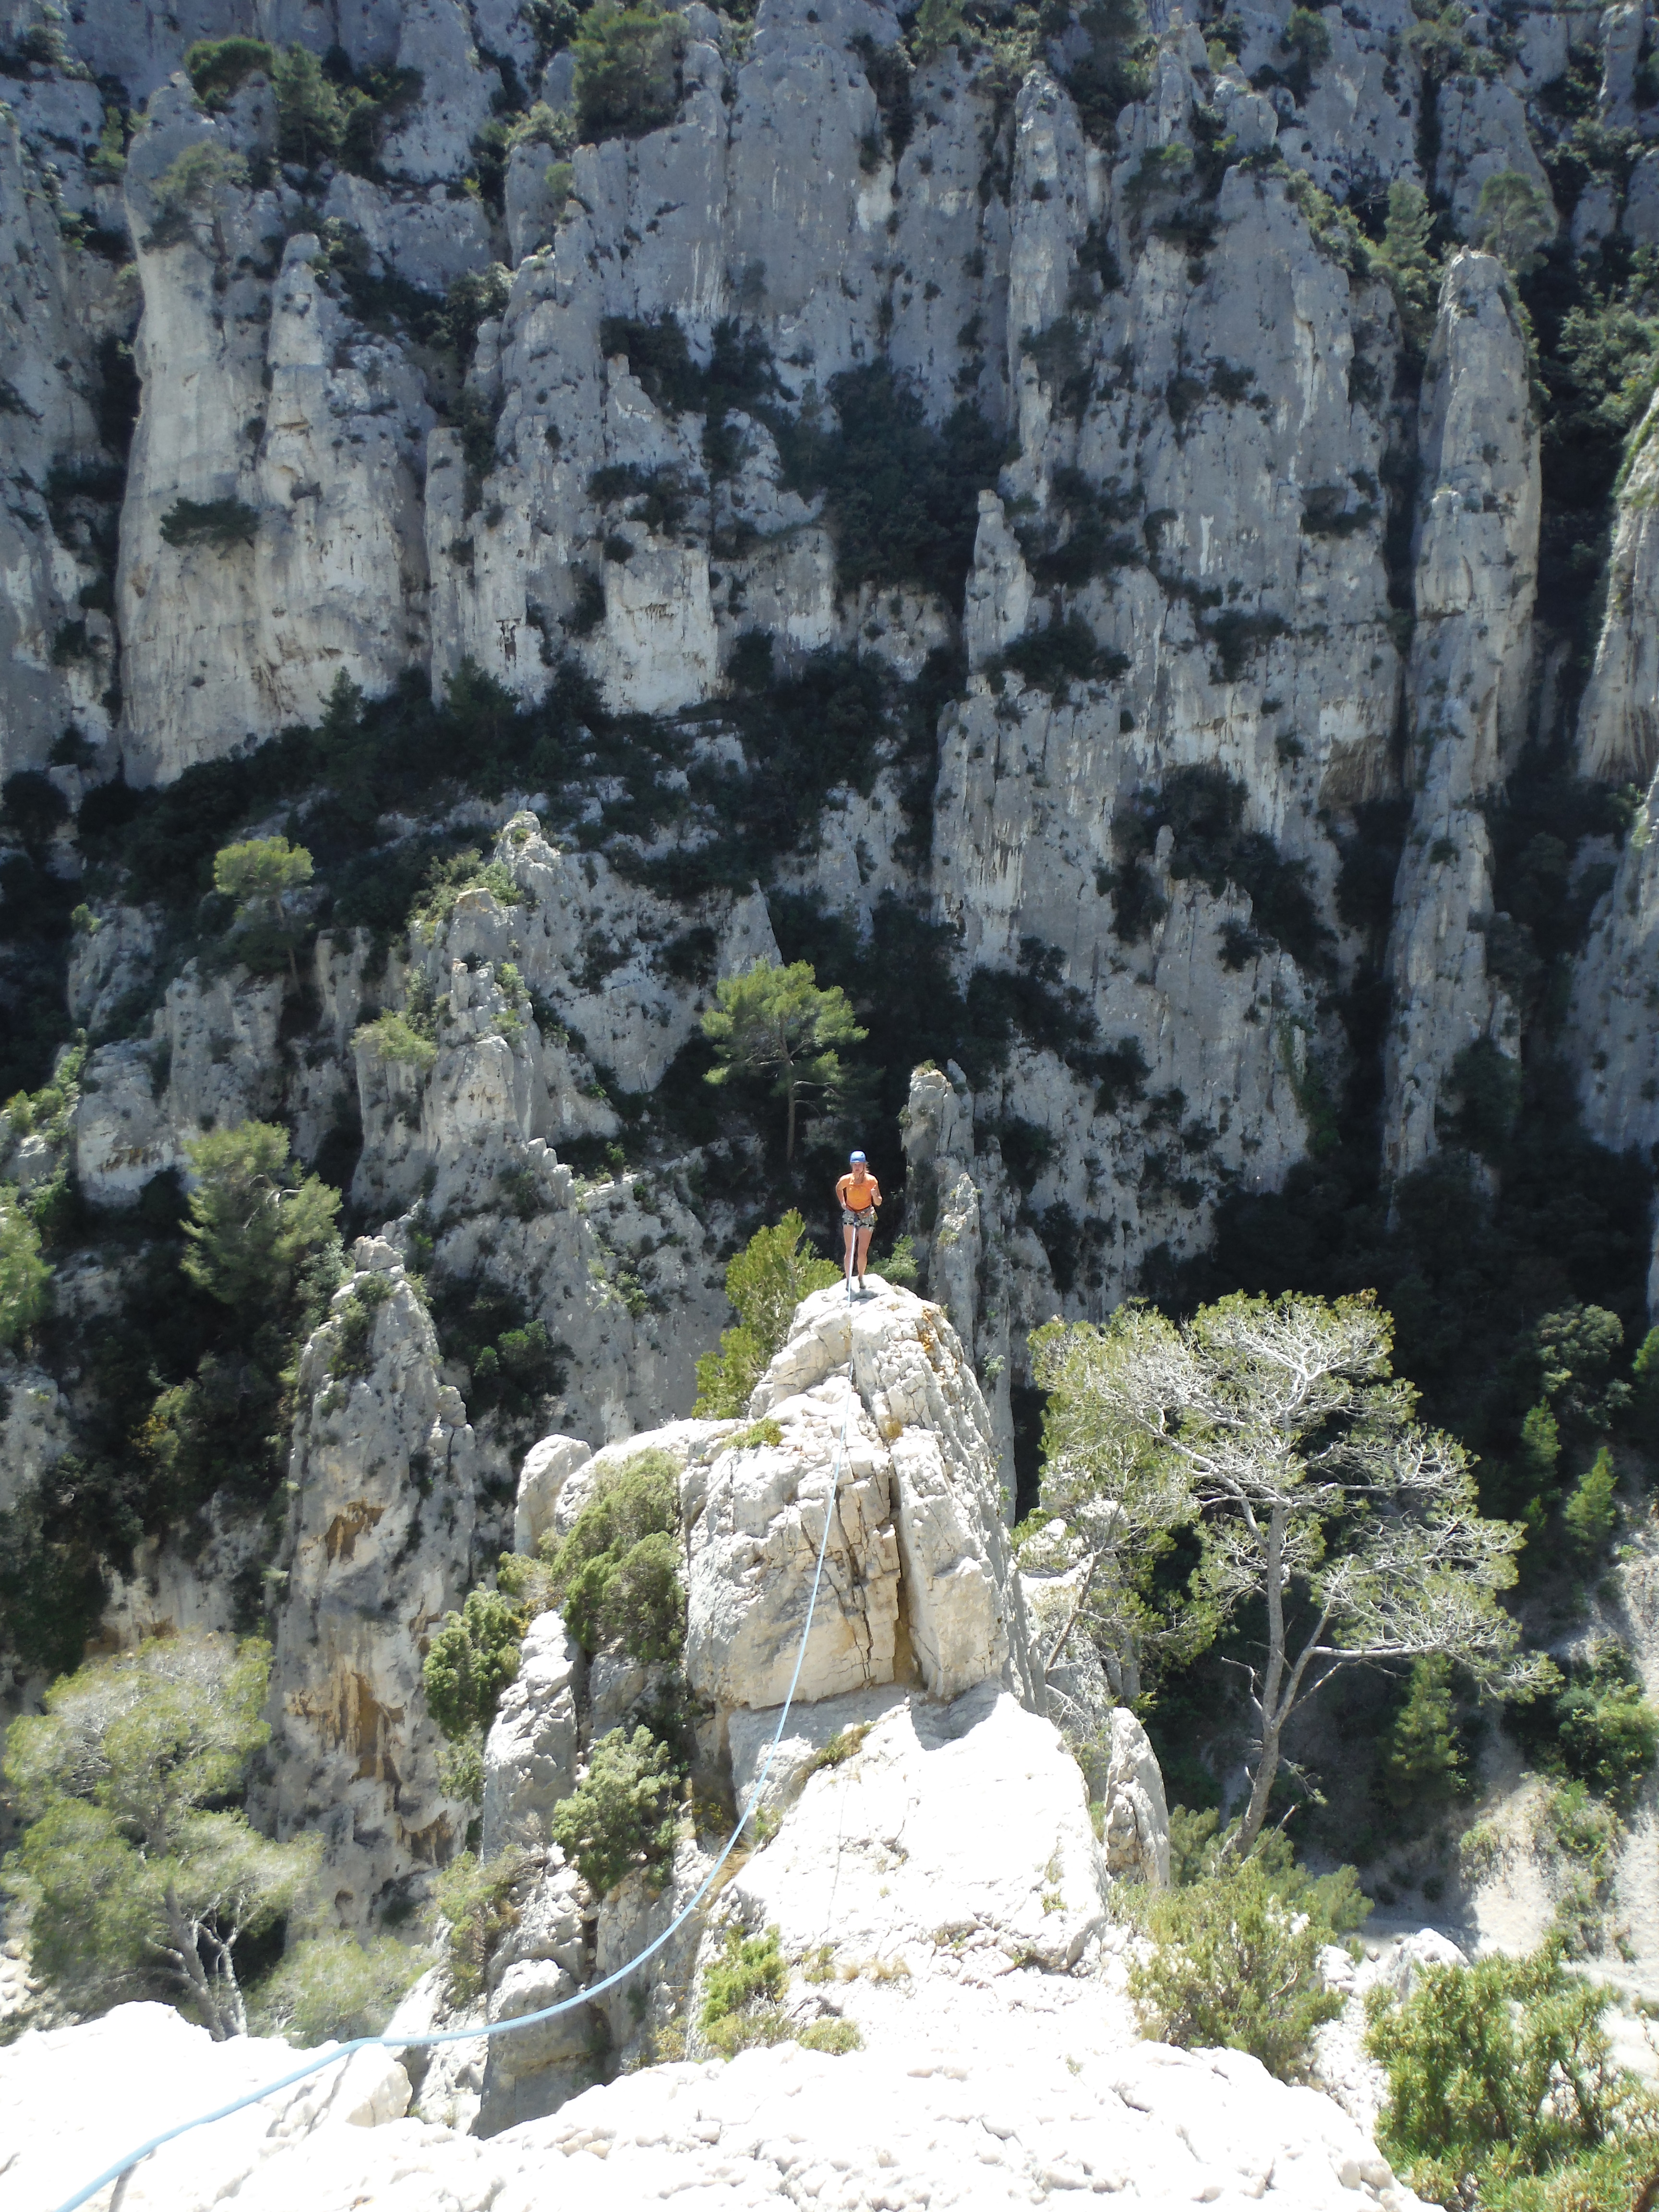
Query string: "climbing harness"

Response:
xmin=51 ymin=1383 xmax=857 ymax=2212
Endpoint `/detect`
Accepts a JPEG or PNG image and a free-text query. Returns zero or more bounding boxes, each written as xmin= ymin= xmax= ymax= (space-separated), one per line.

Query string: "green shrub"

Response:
xmin=1365 ymin=1942 xmax=1654 ymax=2208
xmin=548 ymin=1449 xmax=683 ymax=1661
xmin=181 ymin=1122 xmax=340 ymax=1319
xmin=881 ymin=1233 xmax=919 ymax=1287
xmin=437 ymin=1725 xmax=486 ymax=1808
xmin=3 ymin=1636 xmax=317 ymax=2036
xmin=411 ymin=847 xmax=522 ymax=938
xmin=0 ymin=1185 xmax=51 ymax=1349
xmin=1509 ymin=1643 xmax=1659 ymax=1801
xmin=997 ymin=612 xmax=1128 ymax=695
xmin=251 ymin=1932 xmax=424 ymax=2045
xmin=329 ymin=1271 xmax=395 ymax=1378
xmin=1630 ymin=1326 xmax=1659 ymax=1446
xmin=774 ymin=363 xmax=1002 ymax=610
xmin=1127 ymin=1838 xmax=1369 ymax=2081
xmin=726 ymin=1417 xmax=784 ymax=1452
xmin=1380 ymin=1656 xmax=1467 ymax=1818
xmin=184 ymin=36 xmax=275 ymax=106
xmin=797 ymin=2016 xmax=862 ymax=2053
xmin=574 ymin=1 xmax=684 ymax=140
xmin=695 ymin=1213 xmax=840 ymax=1416
xmin=160 ymin=497 xmax=260 ymax=552
xmin=1563 ymin=1446 xmax=1618 ymax=1559
xmin=550 ymin=1723 xmax=681 ymax=1894
xmin=701 ymin=1921 xmax=790 ymax=2056
xmin=1475 ymin=170 xmax=1554 ymax=279
xmin=1106 ymin=765 xmax=1329 ymax=972
xmin=804 ymin=1722 xmax=872 ymax=1776
xmin=353 ymin=1009 xmax=438 ymax=1072
xmin=422 ymin=1587 xmax=528 ymax=1740
xmin=435 ymin=1847 xmax=537 ymax=2002
xmin=1533 ymin=1305 xmax=1630 ymax=1433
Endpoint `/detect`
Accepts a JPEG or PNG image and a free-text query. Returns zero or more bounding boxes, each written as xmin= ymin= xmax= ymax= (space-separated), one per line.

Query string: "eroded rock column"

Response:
xmin=1382 ymin=251 xmax=1540 ymax=1180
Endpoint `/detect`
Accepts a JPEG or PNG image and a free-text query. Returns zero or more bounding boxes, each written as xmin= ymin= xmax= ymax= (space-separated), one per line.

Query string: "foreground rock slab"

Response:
xmin=9 ymin=2002 xmax=1426 ymax=2211
xmin=1 ymin=2001 xmax=409 ymax=2212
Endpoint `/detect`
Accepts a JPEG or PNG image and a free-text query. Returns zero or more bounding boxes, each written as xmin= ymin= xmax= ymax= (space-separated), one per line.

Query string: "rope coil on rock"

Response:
xmin=52 ymin=1372 xmax=858 ymax=2212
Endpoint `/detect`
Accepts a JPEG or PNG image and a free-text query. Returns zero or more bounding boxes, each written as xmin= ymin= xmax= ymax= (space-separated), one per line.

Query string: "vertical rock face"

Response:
xmin=0 ymin=104 xmax=129 ymax=775
xmin=1577 ymin=393 xmax=1659 ymax=786
xmin=1382 ymin=252 xmax=1540 ymax=1180
xmin=117 ymin=84 xmax=432 ymax=785
xmin=266 ymin=1238 xmax=478 ymax=1924
xmin=684 ymin=1375 xmax=904 ymax=1710
xmin=480 ymin=1611 xmax=584 ymax=1857
xmin=704 ymin=1277 xmax=1041 ymax=1711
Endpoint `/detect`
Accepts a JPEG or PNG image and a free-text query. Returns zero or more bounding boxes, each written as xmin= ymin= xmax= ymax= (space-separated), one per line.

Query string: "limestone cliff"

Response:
xmin=7 ymin=0 xmax=1659 ymax=2089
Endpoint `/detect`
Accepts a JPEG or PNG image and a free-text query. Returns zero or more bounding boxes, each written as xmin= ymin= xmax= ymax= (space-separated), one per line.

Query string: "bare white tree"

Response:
xmin=1033 ymin=1291 xmax=1544 ymax=1858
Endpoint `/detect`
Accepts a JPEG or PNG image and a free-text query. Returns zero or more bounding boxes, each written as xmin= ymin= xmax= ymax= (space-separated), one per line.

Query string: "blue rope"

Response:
xmin=52 ymin=1399 xmax=853 ymax=2212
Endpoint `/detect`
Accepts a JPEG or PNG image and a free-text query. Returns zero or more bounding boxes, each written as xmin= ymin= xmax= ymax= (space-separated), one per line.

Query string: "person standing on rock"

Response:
xmin=837 ymin=1151 xmax=881 ymax=1296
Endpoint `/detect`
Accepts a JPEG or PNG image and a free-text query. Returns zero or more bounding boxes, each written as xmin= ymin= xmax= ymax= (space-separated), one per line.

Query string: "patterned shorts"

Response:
xmin=841 ymin=1205 xmax=876 ymax=1228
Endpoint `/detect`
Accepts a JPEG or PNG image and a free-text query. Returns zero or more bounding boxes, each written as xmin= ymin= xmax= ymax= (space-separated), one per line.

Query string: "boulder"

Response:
xmin=512 ymin=1436 xmax=592 ymax=1558
xmin=1100 ymin=1707 xmax=1172 ymax=1888
xmin=713 ymin=1680 xmax=1111 ymax=1979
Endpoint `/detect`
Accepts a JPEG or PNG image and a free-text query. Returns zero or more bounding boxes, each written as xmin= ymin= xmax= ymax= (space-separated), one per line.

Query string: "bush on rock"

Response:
xmin=694 ymin=1211 xmax=839 ymax=1417
xmin=547 ymin=1448 xmax=684 ymax=1661
xmin=1127 ymin=1830 xmax=1368 ymax=2081
xmin=1365 ymin=1940 xmax=1658 ymax=2208
xmin=550 ymin=1723 xmax=680 ymax=1895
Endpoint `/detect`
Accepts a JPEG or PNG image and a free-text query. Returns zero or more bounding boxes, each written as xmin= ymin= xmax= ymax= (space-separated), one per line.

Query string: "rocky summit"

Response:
xmin=6 ymin=0 xmax=1659 ymax=2201
xmin=7 ymin=1279 xmax=1436 ymax=2210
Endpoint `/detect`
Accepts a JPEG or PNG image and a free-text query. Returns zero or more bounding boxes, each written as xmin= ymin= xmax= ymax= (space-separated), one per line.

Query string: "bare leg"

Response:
xmin=856 ymin=1224 xmax=875 ymax=1283
xmin=843 ymin=1222 xmax=856 ymax=1285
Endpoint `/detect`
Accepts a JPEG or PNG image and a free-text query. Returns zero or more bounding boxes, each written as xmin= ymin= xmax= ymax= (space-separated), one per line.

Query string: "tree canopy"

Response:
xmin=3 ymin=1635 xmax=317 ymax=2037
xmin=181 ymin=1120 xmax=339 ymax=1320
xmin=701 ymin=959 xmax=865 ymax=1159
xmin=1033 ymin=1291 xmax=1540 ymax=1855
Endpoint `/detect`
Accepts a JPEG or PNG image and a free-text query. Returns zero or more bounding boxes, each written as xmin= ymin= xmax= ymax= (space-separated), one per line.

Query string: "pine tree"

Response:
xmin=274 ymin=44 xmax=345 ymax=168
xmin=701 ymin=960 xmax=866 ymax=1159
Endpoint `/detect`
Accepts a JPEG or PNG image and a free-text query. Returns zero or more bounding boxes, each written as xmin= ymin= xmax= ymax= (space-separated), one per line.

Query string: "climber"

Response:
xmin=836 ymin=1150 xmax=881 ymax=1296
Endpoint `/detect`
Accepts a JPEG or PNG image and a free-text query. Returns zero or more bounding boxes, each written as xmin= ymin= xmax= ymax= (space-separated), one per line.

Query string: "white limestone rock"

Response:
xmin=477 ymin=1847 xmax=592 ymax=2135
xmin=744 ymin=1277 xmax=1040 ymax=1706
xmin=683 ymin=1373 xmax=904 ymax=1712
xmin=386 ymin=1966 xmax=487 ymax=2134
xmin=512 ymin=1434 xmax=592 ymax=1557
xmin=264 ymin=1243 xmax=479 ymax=1923
xmin=321 ymin=175 xmax=492 ymax=289
xmin=709 ymin=1680 xmax=1109 ymax=1979
xmin=1101 ymin=1705 xmax=1172 ymax=1887
xmin=1382 ymin=252 xmax=1540 ymax=1178
xmin=117 ymin=89 xmax=433 ymax=784
xmin=1567 ymin=761 xmax=1659 ymax=1195
xmin=1435 ymin=74 xmax=1557 ymax=240
xmin=0 ymin=99 xmax=125 ymax=780
xmin=0 ymin=2000 xmax=409 ymax=2212
xmin=1576 ymin=390 xmax=1659 ymax=785
xmin=1625 ymin=146 xmax=1659 ymax=244
xmin=480 ymin=1610 xmax=585 ymax=1858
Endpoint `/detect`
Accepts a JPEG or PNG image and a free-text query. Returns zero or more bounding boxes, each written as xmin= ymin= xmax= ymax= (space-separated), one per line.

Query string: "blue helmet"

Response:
xmin=849 ymin=1150 xmax=866 ymax=1163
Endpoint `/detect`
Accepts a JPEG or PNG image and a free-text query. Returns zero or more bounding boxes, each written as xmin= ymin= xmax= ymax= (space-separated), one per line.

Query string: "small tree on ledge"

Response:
xmin=701 ymin=958 xmax=865 ymax=1160
xmin=213 ymin=834 xmax=313 ymax=987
